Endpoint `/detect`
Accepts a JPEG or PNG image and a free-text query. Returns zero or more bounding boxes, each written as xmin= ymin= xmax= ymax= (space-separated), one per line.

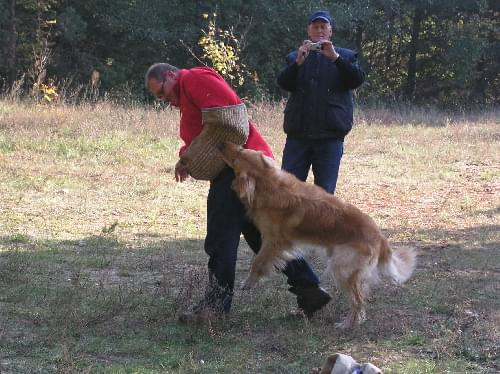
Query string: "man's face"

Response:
xmin=307 ymin=20 xmax=332 ymax=42
xmin=148 ymin=72 xmax=179 ymax=106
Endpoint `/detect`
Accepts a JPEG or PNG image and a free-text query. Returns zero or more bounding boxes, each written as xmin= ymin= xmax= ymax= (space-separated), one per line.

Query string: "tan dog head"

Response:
xmin=218 ymin=141 xmax=275 ymax=173
xmin=218 ymin=141 xmax=276 ymax=207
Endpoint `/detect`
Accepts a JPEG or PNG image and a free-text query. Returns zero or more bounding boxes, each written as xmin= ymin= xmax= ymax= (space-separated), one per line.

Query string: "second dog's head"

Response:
xmin=218 ymin=141 xmax=277 ymax=207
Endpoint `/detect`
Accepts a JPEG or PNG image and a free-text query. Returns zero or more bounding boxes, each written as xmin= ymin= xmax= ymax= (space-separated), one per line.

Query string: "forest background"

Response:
xmin=0 ymin=0 xmax=498 ymax=107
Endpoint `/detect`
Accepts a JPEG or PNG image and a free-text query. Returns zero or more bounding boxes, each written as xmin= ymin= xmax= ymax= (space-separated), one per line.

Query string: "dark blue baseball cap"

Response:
xmin=308 ymin=10 xmax=334 ymax=27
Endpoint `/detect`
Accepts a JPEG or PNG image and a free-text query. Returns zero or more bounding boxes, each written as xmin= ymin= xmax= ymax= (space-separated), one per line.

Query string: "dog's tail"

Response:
xmin=379 ymin=239 xmax=416 ymax=284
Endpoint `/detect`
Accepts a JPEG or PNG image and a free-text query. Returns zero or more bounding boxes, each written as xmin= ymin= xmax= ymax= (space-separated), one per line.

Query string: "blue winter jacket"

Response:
xmin=278 ymin=48 xmax=365 ymax=140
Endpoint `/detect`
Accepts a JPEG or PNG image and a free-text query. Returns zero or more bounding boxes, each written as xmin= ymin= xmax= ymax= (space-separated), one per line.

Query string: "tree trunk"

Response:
xmin=6 ymin=0 xmax=17 ymax=83
xmin=385 ymin=11 xmax=394 ymax=68
xmin=354 ymin=23 xmax=363 ymax=58
xmin=406 ymin=8 xmax=422 ymax=99
xmin=471 ymin=56 xmax=487 ymax=104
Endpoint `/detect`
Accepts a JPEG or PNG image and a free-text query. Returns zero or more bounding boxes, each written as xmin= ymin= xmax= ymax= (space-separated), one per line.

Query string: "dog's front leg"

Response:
xmin=241 ymin=252 xmax=272 ymax=289
xmin=241 ymin=272 xmax=259 ymax=290
xmin=241 ymin=239 xmax=286 ymax=290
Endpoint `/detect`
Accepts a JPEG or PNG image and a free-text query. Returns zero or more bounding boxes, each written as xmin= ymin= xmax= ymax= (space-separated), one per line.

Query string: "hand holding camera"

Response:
xmin=308 ymin=42 xmax=323 ymax=52
xmin=296 ymin=40 xmax=321 ymax=65
xmin=307 ymin=40 xmax=339 ymax=62
xmin=296 ymin=40 xmax=338 ymax=65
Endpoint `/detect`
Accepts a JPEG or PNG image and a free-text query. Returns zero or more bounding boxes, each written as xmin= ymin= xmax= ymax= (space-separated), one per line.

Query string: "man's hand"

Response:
xmin=319 ymin=40 xmax=339 ymax=62
xmin=174 ymin=160 xmax=190 ymax=182
xmin=296 ymin=40 xmax=311 ymax=66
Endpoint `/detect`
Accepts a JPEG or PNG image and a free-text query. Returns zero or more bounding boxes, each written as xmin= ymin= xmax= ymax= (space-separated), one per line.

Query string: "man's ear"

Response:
xmin=232 ymin=172 xmax=255 ymax=207
xmin=164 ymin=70 xmax=178 ymax=83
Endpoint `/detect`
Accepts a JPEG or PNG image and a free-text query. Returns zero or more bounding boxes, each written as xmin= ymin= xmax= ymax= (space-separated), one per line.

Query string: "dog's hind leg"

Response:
xmin=329 ymin=245 xmax=369 ymax=329
xmin=335 ymin=269 xmax=367 ymax=329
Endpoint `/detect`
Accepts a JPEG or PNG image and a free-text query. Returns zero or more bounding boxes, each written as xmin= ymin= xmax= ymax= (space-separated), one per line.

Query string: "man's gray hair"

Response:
xmin=145 ymin=63 xmax=179 ymax=89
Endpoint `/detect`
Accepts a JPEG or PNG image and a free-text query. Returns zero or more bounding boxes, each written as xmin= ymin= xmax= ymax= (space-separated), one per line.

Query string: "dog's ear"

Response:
xmin=260 ymin=154 xmax=276 ymax=169
xmin=232 ymin=172 xmax=255 ymax=207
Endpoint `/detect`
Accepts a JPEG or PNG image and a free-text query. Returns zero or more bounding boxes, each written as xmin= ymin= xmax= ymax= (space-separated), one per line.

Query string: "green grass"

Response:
xmin=0 ymin=100 xmax=499 ymax=373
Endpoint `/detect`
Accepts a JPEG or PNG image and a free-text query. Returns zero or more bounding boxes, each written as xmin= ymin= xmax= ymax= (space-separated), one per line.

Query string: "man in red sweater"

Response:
xmin=145 ymin=63 xmax=331 ymax=322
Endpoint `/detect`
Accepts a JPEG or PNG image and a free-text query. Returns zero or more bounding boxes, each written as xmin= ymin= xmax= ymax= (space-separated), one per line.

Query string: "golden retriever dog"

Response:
xmin=219 ymin=141 xmax=416 ymax=329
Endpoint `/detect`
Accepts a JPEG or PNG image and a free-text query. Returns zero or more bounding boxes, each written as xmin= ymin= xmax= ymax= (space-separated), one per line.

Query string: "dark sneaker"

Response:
xmin=179 ymin=272 xmax=233 ymax=324
xmin=289 ymin=285 xmax=332 ymax=317
xmin=178 ymin=299 xmax=225 ymax=325
xmin=178 ymin=307 xmax=221 ymax=324
xmin=178 ymin=283 xmax=232 ymax=325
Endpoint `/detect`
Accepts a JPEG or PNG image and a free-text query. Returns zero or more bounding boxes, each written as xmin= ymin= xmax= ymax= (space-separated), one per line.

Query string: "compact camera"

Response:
xmin=309 ymin=42 xmax=323 ymax=52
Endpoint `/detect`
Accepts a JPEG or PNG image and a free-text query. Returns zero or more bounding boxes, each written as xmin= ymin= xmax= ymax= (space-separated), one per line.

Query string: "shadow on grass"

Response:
xmin=0 ymin=234 xmax=215 ymax=372
xmin=0 ymin=224 xmax=498 ymax=373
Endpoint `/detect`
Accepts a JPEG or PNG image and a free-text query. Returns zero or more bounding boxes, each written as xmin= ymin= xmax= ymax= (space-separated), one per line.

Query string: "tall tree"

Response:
xmin=406 ymin=3 xmax=423 ymax=99
xmin=6 ymin=0 xmax=17 ymax=83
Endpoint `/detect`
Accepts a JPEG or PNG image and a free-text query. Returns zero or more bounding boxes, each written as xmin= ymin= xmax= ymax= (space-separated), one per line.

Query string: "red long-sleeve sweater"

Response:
xmin=172 ymin=67 xmax=274 ymax=159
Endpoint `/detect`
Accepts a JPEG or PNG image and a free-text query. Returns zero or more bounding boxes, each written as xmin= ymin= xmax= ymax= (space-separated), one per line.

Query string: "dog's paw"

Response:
xmin=241 ymin=275 xmax=258 ymax=290
xmin=335 ymin=313 xmax=365 ymax=330
xmin=334 ymin=320 xmax=352 ymax=330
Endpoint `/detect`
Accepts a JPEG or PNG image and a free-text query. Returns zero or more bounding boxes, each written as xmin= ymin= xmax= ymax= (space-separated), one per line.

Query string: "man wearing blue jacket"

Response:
xmin=278 ymin=10 xmax=365 ymax=310
xmin=278 ymin=10 xmax=365 ymax=195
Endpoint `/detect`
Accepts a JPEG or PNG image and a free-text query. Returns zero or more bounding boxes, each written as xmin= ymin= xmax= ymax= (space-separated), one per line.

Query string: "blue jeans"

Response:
xmin=282 ymin=137 xmax=344 ymax=194
xmin=204 ymin=168 xmax=320 ymax=312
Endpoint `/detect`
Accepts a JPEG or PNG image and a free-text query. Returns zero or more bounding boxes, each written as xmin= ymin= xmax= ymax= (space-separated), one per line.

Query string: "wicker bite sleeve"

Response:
xmin=180 ymin=103 xmax=249 ymax=180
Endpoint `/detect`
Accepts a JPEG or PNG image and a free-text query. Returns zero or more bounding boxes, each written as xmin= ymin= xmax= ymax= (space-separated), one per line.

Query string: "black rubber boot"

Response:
xmin=289 ymin=285 xmax=332 ymax=317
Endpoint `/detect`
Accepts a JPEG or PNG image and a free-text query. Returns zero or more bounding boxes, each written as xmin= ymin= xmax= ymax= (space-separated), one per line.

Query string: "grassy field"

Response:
xmin=0 ymin=99 xmax=498 ymax=373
